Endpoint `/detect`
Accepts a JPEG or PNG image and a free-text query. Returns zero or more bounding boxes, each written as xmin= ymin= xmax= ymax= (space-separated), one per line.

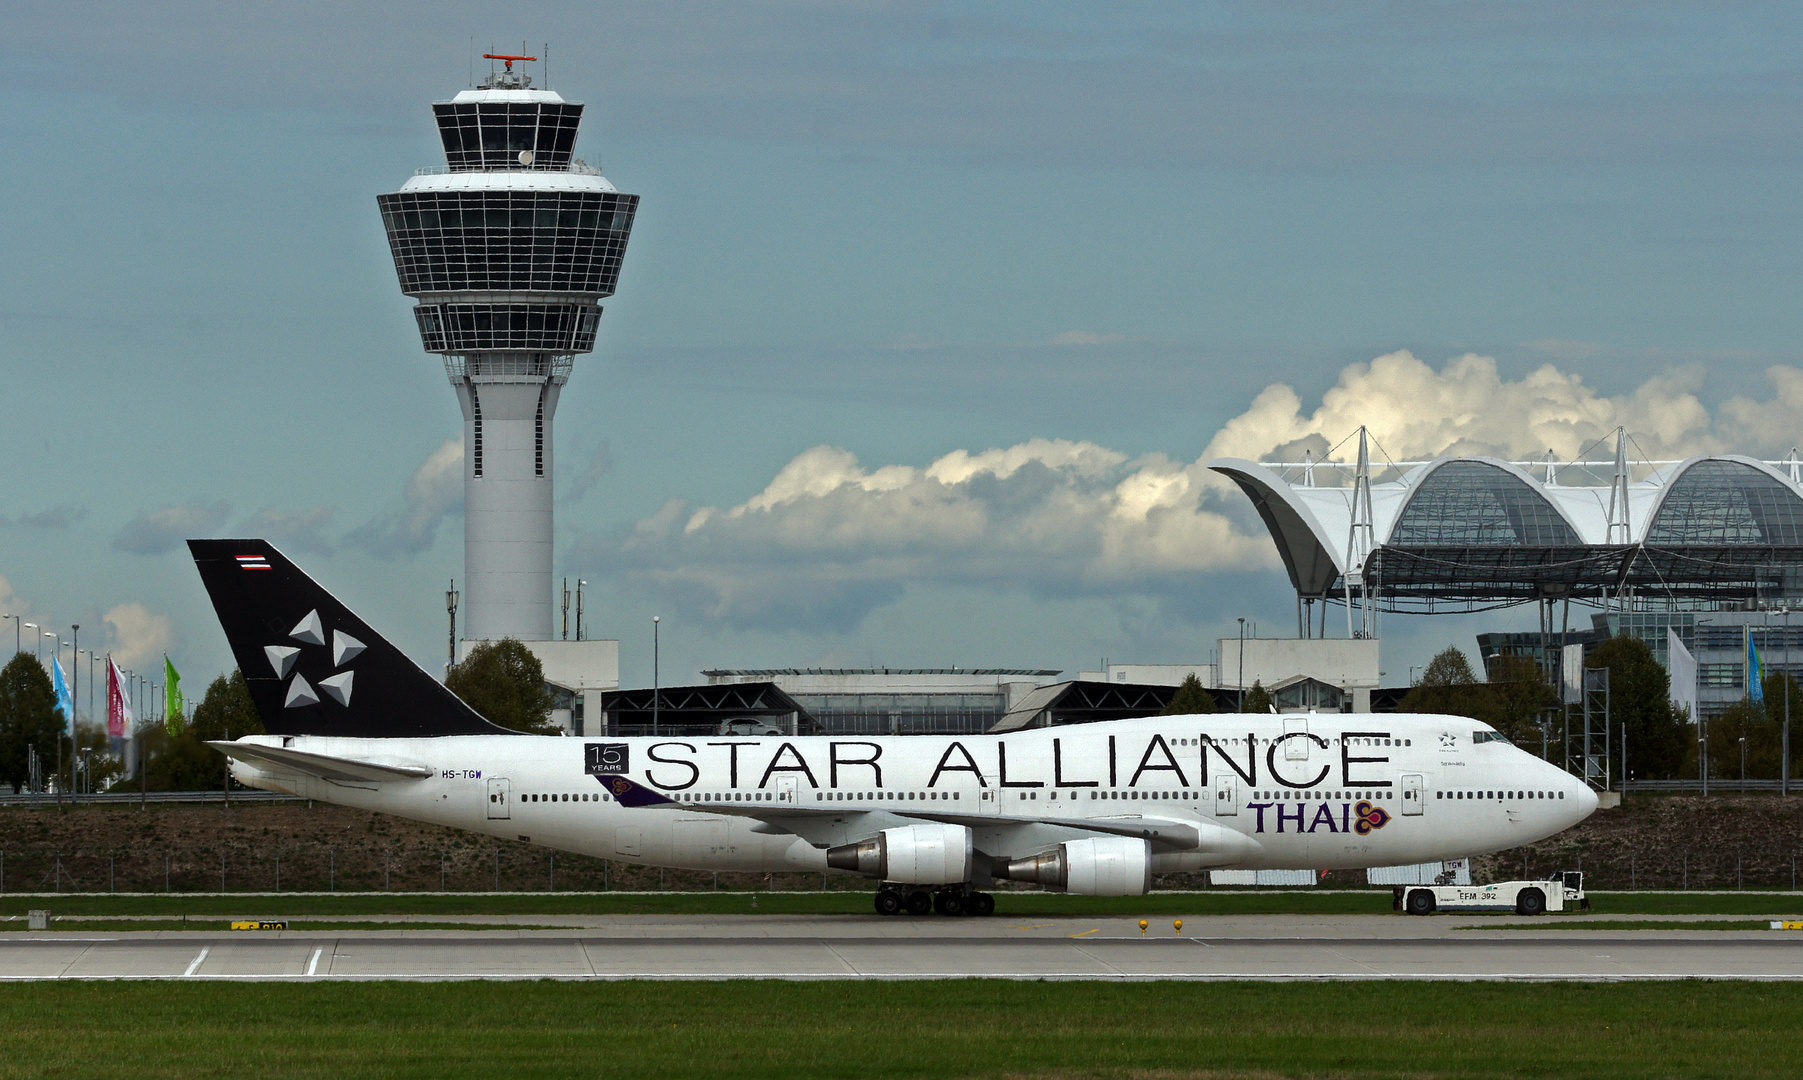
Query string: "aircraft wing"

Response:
xmin=595 ymin=774 xmax=1242 ymax=854
xmin=209 ymin=740 xmax=435 ymax=784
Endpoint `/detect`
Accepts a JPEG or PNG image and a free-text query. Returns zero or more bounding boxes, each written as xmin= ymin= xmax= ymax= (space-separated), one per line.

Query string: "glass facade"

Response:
xmin=1646 ymin=460 xmax=1803 ymax=545
xmin=377 ymin=190 xmax=638 ymax=298
xmin=790 ymin=693 xmax=1006 ymax=736
xmin=415 ymin=302 xmax=600 ymax=353
xmin=1389 ymin=461 xmax=1581 ymax=546
xmin=433 ymin=102 xmax=584 ymax=170
xmin=1699 ymin=663 xmax=1744 ymax=688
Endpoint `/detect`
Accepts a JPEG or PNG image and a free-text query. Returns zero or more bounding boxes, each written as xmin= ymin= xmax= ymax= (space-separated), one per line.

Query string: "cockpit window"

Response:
xmin=1471 ymin=731 xmax=1511 ymax=745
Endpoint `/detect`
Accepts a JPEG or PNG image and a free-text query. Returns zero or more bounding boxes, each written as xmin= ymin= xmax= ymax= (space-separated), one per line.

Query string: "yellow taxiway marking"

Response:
xmin=1070 ymin=928 xmax=1101 ymax=938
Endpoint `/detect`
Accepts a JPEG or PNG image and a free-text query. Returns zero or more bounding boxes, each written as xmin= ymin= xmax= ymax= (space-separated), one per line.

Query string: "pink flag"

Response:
xmin=107 ymin=658 xmax=134 ymax=737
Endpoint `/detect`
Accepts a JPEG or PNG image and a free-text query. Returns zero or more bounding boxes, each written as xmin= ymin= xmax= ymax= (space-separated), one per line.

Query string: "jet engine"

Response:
xmin=825 ymin=822 xmax=972 ymax=884
xmin=994 ymin=837 xmax=1152 ymax=896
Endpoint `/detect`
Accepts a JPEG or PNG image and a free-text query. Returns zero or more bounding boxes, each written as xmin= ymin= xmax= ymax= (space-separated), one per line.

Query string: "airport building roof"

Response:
xmin=1212 ymin=433 xmax=1803 ymax=615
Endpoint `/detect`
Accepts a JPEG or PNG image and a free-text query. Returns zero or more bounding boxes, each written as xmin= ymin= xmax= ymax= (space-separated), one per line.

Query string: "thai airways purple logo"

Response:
xmin=1354 ymin=800 xmax=1391 ymax=835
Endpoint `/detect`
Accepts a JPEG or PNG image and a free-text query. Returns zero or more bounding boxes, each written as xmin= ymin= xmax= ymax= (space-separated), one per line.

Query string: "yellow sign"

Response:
xmin=230 ymin=921 xmax=288 ymax=931
xmin=1770 ymin=921 xmax=1803 ymax=930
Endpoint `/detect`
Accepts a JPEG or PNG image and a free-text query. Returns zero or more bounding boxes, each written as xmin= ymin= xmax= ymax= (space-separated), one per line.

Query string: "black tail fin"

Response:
xmin=189 ymin=539 xmax=518 ymax=738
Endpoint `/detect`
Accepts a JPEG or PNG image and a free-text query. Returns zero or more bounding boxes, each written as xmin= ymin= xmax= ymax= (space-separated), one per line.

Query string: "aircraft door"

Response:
xmin=1213 ymin=772 xmax=1238 ymax=816
xmin=1400 ymin=773 xmax=1425 ymax=816
xmin=979 ymin=775 xmax=1001 ymax=815
xmin=1283 ymin=716 xmax=1310 ymax=760
xmin=486 ymin=777 xmax=510 ymax=820
xmin=775 ymin=775 xmax=798 ymax=805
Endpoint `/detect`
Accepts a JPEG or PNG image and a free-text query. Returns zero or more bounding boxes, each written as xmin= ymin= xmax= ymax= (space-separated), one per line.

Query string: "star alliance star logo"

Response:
xmin=265 ymin=609 xmax=364 ymax=709
xmin=1439 ymin=732 xmax=1457 ymax=749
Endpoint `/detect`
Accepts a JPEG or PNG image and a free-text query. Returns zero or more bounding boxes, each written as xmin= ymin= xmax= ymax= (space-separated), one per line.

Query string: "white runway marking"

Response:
xmin=183 ymin=948 xmax=210 ymax=978
xmin=306 ymin=947 xmax=322 ymax=976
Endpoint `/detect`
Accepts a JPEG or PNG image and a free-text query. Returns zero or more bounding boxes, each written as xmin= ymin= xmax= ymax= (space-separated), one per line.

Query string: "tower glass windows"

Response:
xmin=433 ymin=102 xmax=585 ymax=170
xmin=377 ymin=190 xmax=638 ymax=297
xmin=413 ymin=302 xmax=600 ymax=354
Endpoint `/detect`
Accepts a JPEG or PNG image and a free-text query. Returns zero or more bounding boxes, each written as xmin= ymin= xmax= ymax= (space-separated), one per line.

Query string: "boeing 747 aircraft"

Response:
xmin=191 ymin=540 xmax=1598 ymax=915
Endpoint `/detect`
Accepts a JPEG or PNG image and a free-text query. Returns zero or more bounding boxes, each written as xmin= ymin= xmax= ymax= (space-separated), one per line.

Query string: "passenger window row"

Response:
xmin=523 ymin=792 xmax=610 ymax=803
xmin=1437 ymin=789 xmax=1565 ymax=801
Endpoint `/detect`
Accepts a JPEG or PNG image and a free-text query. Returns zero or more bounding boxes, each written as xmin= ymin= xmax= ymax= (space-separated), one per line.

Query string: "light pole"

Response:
xmin=652 ymin=615 xmax=661 ymax=737
xmin=1701 ymin=727 xmax=1709 ymax=797
xmin=1740 ymin=736 xmax=1748 ymax=786
xmin=1237 ymin=617 xmax=1247 ymax=713
xmin=24 ymin=624 xmax=38 ymax=660
xmin=3 ymin=613 xmax=17 ymax=654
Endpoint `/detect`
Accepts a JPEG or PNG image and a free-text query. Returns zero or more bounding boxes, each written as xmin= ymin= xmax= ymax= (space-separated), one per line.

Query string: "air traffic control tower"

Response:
xmin=378 ymin=55 xmax=634 ymax=728
xmin=378 ymin=55 xmax=637 ymax=645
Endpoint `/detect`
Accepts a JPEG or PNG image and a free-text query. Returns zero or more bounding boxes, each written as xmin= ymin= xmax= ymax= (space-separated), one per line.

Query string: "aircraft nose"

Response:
xmin=1575 ymin=784 xmax=1600 ymax=817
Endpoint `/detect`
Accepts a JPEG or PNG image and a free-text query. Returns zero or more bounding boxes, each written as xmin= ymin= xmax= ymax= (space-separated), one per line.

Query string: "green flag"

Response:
xmin=165 ymin=656 xmax=184 ymax=736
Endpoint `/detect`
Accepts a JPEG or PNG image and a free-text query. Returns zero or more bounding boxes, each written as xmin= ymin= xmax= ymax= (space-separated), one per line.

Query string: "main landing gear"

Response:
xmin=875 ymin=883 xmax=995 ymax=917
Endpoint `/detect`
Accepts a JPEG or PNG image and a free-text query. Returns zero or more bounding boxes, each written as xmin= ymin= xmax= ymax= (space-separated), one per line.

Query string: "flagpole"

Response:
xmin=54 ymin=644 xmax=64 ymax=809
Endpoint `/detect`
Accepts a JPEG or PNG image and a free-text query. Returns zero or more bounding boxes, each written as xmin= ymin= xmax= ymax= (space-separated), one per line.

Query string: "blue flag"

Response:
xmin=52 ymin=657 xmax=73 ymax=734
xmin=1750 ymin=636 xmax=1766 ymax=704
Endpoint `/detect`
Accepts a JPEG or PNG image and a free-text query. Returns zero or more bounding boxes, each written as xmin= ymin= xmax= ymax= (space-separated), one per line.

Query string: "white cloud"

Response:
xmin=104 ymin=602 xmax=173 ymax=670
xmin=0 ymin=505 xmax=86 ymax=529
xmin=240 ymin=506 xmax=336 ymax=555
xmin=341 ymin=440 xmax=463 ymax=559
xmin=581 ymin=353 xmax=1803 ymax=633
xmin=112 ymin=501 xmax=232 ymax=555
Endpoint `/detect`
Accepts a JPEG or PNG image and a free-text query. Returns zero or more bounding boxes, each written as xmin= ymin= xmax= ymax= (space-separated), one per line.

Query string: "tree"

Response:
xmin=187 ymin=670 xmax=263 ymax=742
xmin=445 ymin=639 xmax=559 ymax=734
xmin=0 ymin=654 xmax=61 ymax=793
xmin=137 ymin=671 xmax=264 ymax=792
xmin=1396 ymin=647 xmax=1493 ymax=720
xmin=1695 ymin=671 xmax=1803 ymax=781
xmin=1240 ymin=680 xmax=1274 ymax=714
xmin=1161 ymin=672 xmax=1217 ymax=715
xmin=1587 ymin=635 xmax=1687 ymax=781
xmin=1486 ymin=653 xmax=1557 ymax=749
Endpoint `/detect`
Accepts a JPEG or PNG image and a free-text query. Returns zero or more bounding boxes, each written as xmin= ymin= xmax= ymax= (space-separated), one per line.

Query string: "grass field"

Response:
xmin=0 ymin=980 xmax=1798 ymax=1079
xmin=1462 ymin=919 xmax=1783 ymax=931
xmin=1 ymin=889 xmax=1800 ymax=918
xmin=0 ymin=919 xmax=569 ymax=932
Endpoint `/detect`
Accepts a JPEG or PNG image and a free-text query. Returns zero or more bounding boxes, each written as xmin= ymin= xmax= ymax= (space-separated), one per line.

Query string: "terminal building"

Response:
xmin=1212 ymin=428 xmax=1803 ymax=723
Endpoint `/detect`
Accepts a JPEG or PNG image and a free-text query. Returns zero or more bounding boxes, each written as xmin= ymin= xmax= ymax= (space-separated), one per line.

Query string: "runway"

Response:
xmin=4 ymin=914 xmax=1802 ymax=981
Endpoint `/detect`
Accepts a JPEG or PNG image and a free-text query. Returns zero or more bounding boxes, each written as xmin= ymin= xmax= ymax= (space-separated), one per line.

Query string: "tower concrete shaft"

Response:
xmin=378 ymin=60 xmax=637 ymax=642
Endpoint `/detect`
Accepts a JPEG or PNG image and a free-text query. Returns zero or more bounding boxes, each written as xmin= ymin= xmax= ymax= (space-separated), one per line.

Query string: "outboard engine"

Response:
xmin=995 ymin=837 xmax=1152 ymax=896
xmin=826 ymin=822 xmax=972 ymax=884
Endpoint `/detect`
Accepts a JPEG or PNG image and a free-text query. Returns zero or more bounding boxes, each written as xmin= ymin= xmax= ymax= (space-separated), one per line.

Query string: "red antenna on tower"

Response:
xmin=483 ymin=53 xmax=537 ymax=72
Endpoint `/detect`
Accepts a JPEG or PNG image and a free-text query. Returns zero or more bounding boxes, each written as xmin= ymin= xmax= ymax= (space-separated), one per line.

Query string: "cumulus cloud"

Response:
xmin=240 ymin=506 xmax=336 ymax=556
xmin=112 ymin=501 xmax=232 ymax=555
xmin=578 ymin=353 xmax=1803 ymax=633
xmin=103 ymin=602 xmax=173 ymax=670
xmin=0 ymin=505 xmax=86 ymax=529
xmin=341 ymin=440 xmax=463 ymax=559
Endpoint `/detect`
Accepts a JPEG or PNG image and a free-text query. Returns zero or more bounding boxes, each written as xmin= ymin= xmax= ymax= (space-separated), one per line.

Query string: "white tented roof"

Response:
xmin=1210 ymin=452 xmax=1803 ymax=601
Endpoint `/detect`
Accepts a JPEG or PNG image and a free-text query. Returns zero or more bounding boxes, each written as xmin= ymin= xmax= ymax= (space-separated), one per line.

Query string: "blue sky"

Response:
xmin=3 ymin=1 xmax=1803 ymax=692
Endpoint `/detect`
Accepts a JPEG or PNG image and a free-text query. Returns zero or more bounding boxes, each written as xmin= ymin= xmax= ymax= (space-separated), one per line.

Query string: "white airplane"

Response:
xmin=192 ymin=540 xmax=1599 ymax=916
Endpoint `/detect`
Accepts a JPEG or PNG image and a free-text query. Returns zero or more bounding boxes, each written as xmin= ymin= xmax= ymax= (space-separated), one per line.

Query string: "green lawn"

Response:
xmin=1461 ymin=919 xmax=1783 ymax=931
xmin=1 ymin=889 xmax=1799 ymax=918
xmin=0 ymin=919 xmax=568 ymax=932
xmin=0 ymin=980 xmax=1799 ymax=1079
